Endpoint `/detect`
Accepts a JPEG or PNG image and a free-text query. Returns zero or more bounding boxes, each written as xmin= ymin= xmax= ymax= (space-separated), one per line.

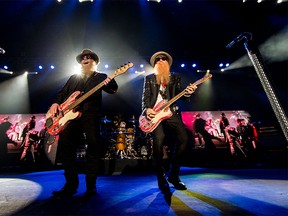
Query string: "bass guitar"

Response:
xmin=139 ymin=72 xmax=212 ymax=133
xmin=46 ymin=62 xmax=134 ymax=135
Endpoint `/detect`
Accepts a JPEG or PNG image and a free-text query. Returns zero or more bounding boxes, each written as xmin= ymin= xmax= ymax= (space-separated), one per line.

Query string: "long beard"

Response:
xmin=155 ymin=64 xmax=170 ymax=85
xmin=82 ymin=64 xmax=94 ymax=73
xmin=81 ymin=61 xmax=96 ymax=75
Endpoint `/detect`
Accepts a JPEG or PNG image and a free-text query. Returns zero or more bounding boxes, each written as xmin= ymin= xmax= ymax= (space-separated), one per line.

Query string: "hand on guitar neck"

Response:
xmin=184 ymin=83 xmax=198 ymax=97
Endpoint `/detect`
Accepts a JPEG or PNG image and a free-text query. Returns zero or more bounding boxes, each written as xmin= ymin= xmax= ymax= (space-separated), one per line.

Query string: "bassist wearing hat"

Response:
xmin=140 ymin=51 xmax=197 ymax=192
xmin=47 ymin=49 xmax=118 ymax=199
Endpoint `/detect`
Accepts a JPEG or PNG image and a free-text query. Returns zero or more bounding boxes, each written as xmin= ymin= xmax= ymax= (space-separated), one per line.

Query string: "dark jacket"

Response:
xmin=53 ymin=71 xmax=118 ymax=115
xmin=141 ymin=72 xmax=187 ymax=114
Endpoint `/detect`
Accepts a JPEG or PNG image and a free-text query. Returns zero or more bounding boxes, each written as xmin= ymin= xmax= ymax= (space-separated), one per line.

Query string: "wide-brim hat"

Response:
xmin=76 ymin=49 xmax=99 ymax=64
xmin=150 ymin=51 xmax=173 ymax=67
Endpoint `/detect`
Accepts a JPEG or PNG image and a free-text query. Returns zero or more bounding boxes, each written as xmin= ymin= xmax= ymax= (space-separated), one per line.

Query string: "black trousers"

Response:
xmin=58 ymin=113 xmax=101 ymax=190
xmin=152 ymin=114 xmax=188 ymax=177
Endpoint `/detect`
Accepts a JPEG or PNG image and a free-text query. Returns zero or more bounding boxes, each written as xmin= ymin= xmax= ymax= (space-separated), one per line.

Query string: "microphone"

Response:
xmin=0 ymin=47 xmax=5 ymax=54
xmin=226 ymin=32 xmax=252 ymax=49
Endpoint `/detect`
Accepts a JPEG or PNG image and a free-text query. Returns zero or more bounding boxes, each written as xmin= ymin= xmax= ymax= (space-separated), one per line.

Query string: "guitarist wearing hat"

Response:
xmin=141 ymin=51 xmax=197 ymax=192
xmin=47 ymin=49 xmax=118 ymax=199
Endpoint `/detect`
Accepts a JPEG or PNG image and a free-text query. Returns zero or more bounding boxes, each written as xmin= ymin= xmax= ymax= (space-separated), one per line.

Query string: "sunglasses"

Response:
xmin=81 ymin=55 xmax=92 ymax=60
xmin=155 ymin=56 xmax=168 ymax=63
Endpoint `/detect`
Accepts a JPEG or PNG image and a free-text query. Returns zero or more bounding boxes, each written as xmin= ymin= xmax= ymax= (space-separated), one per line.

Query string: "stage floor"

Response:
xmin=0 ymin=166 xmax=287 ymax=216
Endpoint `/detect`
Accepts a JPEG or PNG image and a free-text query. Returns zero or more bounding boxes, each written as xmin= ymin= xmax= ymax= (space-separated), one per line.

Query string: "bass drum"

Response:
xmin=133 ymin=132 xmax=153 ymax=158
xmin=116 ymin=133 xmax=126 ymax=150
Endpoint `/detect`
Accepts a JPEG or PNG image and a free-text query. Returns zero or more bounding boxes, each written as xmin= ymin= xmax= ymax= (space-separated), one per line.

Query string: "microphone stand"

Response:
xmin=237 ymin=35 xmax=288 ymax=142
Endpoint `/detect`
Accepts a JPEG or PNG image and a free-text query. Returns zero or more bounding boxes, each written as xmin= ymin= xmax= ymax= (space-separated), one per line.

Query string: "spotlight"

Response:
xmin=79 ymin=0 xmax=94 ymax=2
xmin=147 ymin=0 xmax=161 ymax=2
xmin=135 ymin=70 xmax=145 ymax=74
xmin=50 ymin=65 xmax=55 ymax=69
xmin=0 ymin=47 xmax=5 ymax=54
xmin=0 ymin=68 xmax=13 ymax=74
xmin=24 ymin=71 xmax=38 ymax=75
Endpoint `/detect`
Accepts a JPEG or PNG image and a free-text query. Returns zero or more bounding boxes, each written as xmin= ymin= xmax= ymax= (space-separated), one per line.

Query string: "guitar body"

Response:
xmin=45 ymin=63 xmax=134 ymax=136
xmin=46 ymin=91 xmax=82 ymax=135
xmin=139 ymin=73 xmax=213 ymax=133
xmin=139 ymin=100 xmax=173 ymax=133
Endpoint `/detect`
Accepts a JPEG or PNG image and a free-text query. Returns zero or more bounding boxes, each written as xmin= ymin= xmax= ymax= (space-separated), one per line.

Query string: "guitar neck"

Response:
xmin=69 ymin=73 xmax=117 ymax=110
xmin=157 ymin=74 xmax=212 ymax=111
xmin=157 ymin=90 xmax=186 ymax=112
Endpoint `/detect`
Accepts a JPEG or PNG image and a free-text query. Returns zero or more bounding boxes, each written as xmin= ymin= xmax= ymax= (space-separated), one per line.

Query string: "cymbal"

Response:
xmin=126 ymin=119 xmax=138 ymax=123
xmin=111 ymin=132 xmax=130 ymax=135
xmin=100 ymin=118 xmax=112 ymax=123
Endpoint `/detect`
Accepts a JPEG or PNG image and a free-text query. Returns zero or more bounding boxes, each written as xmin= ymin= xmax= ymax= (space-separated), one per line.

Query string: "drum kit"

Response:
xmin=101 ymin=116 xmax=153 ymax=159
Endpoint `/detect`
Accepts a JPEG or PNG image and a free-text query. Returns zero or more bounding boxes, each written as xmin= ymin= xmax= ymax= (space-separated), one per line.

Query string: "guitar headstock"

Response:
xmin=114 ymin=62 xmax=134 ymax=77
xmin=194 ymin=72 xmax=213 ymax=86
xmin=202 ymin=72 xmax=212 ymax=81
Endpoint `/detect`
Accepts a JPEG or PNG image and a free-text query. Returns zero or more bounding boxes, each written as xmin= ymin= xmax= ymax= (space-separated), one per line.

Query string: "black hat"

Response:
xmin=76 ymin=49 xmax=99 ymax=64
xmin=150 ymin=51 xmax=173 ymax=67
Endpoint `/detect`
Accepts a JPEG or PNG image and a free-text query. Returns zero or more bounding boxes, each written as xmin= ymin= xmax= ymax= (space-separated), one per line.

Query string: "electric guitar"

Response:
xmin=139 ymin=73 xmax=212 ymax=133
xmin=46 ymin=62 xmax=134 ymax=136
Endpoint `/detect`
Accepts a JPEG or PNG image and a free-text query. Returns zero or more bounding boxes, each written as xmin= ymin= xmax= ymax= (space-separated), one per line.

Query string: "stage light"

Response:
xmin=0 ymin=68 xmax=13 ymax=74
xmin=225 ymin=63 xmax=230 ymax=67
xmin=38 ymin=65 xmax=43 ymax=70
xmin=140 ymin=64 xmax=144 ymax=68
xmin=24 ymin=71 xmax=38 ymax=75
xmin=219 ymin=63 xmax=224 ymax=68
xmin=192 ymin=63 xmax=197 ymax=68
xmin=135 ymin=70 xmax=145 ymax=74
xmin=4 ymin=65 xmax=8 ymax=70
xmin=104 ymin=64 xmax=109 ymax=69
xmin=147 ymin=0 xmax=161 ymax=3
xmin=73 ymin=65 xmax=81 ymax=75
xmin=181 ymin=63 xmax=185 ymax=68
xmin=79 ymin=0 xmax=94 ymax=2
xmin=50 ymin=65 xmax=55 ymax=69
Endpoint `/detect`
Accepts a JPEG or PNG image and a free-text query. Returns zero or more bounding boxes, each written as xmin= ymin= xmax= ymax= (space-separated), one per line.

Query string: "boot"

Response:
xmin=167 ymin=174 xmax=187 ymax=190
xmin=156 ymin=166 xmax=169 ymax=192
xmin=157 ymin=174 xmax=170 ymax=192
xmin=52 ymin=172 xmax=79 ymax=198
xmin=52 ymin=183 xmax=78 ymax=198
xmin=84 ymin=174 xmax=97 ymax=198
